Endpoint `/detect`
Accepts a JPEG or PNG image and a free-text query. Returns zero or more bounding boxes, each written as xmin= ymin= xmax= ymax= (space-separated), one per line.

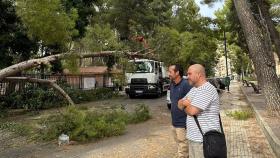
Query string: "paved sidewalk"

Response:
xmin=241 ymin=83 xmax=280 ymax=158
xmin=220 ymin=81 xmax=276 ymax=158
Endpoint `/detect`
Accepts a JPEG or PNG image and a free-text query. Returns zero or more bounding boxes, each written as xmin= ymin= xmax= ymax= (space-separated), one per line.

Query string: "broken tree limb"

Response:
xmin=0 ymin=54 xmax=64 ymax=81
xmin=4 ymin=77 xmax=75 ymax=106
xmin=0 ymin=50 xmax=158 ymax=81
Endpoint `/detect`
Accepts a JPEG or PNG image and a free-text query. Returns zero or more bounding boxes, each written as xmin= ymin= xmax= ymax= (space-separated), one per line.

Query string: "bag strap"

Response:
xmin=194 ymin=115 xmax=204 ymax=135
xmin=194 ymin=113 xmax=224 ymax=136
xmin=219 ymin=114 xmax=224 ymax=134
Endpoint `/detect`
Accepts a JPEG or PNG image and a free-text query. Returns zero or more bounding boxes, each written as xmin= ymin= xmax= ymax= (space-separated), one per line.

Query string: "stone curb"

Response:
xmin=240 ymin=85 xmax=280 ymax=158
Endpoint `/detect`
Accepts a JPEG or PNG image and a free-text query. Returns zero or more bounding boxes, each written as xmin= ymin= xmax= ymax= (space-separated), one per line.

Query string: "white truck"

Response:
xmin=125 ymin=59 xmax=170 ymax=98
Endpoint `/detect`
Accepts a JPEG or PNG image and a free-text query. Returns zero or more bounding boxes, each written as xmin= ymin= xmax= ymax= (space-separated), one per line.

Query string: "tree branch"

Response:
xmin=4 ymin=77 xmax=75 ymax=106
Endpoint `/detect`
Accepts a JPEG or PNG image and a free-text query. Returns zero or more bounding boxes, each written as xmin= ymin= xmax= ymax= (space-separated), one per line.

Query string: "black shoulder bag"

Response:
xmin=194 ymin=115 xmax=227 ymax=158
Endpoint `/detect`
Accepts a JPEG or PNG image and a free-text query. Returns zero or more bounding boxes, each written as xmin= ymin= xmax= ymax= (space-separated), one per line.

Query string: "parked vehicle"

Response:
xmin=125 ymin=59 xmax=170 ymax=98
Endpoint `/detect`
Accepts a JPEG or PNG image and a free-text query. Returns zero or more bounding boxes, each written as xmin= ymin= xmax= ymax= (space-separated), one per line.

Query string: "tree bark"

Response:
xmin=233 ymin=0 xmax=280 ymax=116
xmin=257 ymin=0 xmax=280 ymax=60
xmin=0 ymin=54 xmax=63 ymax=81
xmin=4 ymin=77 xmax=75 ymax=105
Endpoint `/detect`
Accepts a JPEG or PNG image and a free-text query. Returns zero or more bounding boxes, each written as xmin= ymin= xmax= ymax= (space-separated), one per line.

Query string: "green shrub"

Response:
xmin=128 ymin=104 xmax=151 ymax=123
xmin=39 ymin=106 xmax=128 ymax=141
xmin=1 ymin=82 xmax=117 ymax=110
xmin=2 ymin=85 xmax=66 ymax=110
xmin=59 ymin=79 xmax=117 ymax=104
xmin=226 ymin=110 xmax=253 ymax=120
xmin=0 ymin=100 xmax=8 ymax=118
xmin=39 ymin=104 xmax=150 ymax=142
xmin=91 ymin=88 xmax=116 ymax=100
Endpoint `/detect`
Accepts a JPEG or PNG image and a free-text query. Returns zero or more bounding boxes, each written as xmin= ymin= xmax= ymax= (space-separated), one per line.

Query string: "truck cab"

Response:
xmin=125 ymin=59 xmax=169 ymax=98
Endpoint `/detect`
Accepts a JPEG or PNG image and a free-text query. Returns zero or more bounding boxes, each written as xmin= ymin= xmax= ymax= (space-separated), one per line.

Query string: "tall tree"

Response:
xmin=205 ymin=0 xmax=280 ymax=115
xmin=16 ymin=0 xmax=79 ymax=74
xmin=256 ymin=0 xmax=280 ymax=60
xmin=16 ymin=0 xmax=78 ymax=49
xmin=107 ymin=0 xmax=172 ymax=40
xmin=172 ymin=0 xmax=200 ymax=32
xmin=61 ymin=0 xmax=102 ymax=39
xmin=151 ymin=26 xmax=218 ymax=76
xmin=0 ymin=0 xmax=38 ymax=69
xmin=81 ymin=23 xmax=122 ymax=52
xmin=233 ymin=0 xmax=280 ymax=115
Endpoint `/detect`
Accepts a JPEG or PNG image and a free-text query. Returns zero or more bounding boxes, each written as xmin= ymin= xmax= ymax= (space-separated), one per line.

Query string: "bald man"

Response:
xmin=178 ymin=64 xmax=221 ymax=158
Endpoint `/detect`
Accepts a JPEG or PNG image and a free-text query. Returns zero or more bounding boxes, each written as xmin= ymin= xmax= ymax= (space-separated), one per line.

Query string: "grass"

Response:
xmin=0 ymin=121 xmax=32 ymax=136
xmin=226 ymin=109 xmax=254 ymax=120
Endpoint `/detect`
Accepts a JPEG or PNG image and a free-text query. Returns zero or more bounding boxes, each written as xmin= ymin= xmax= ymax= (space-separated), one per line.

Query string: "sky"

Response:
xmin=195 ymin=0 xmax=224 ymax=19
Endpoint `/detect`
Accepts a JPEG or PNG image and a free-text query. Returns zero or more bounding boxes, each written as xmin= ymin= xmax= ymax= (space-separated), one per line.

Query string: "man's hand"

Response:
xmin=178 ymin=98 xmax=191 ymax=111
xmin=178 ymin=99 xmax=185 ymax=110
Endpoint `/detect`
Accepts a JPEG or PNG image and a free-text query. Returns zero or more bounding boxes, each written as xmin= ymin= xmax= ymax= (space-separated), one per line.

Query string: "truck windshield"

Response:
xmin=127 ymin=61 xmax=154 ymax=73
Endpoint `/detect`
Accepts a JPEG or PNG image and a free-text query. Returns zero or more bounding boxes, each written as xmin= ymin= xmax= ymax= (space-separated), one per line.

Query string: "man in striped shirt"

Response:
xmin=178 ymin=64 xmax=221 ymax=158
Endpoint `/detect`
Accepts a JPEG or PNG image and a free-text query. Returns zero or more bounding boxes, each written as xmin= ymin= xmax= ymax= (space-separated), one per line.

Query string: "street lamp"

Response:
xmin=224 ymin=30 xmax=230 ymax=92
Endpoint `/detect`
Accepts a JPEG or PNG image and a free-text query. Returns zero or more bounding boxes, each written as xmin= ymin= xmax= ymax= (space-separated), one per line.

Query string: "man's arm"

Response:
xmin=178 ymin=99 xmax=202 ymax=116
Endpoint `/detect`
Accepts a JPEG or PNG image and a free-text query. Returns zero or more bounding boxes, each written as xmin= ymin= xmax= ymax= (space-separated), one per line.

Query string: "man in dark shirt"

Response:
xmin=168 ymin=64 xmax=192 ymax=158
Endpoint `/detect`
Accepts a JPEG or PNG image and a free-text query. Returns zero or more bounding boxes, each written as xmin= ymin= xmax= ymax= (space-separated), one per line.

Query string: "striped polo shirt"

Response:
xmin=184 ymin=82 xmax=220 ymax=143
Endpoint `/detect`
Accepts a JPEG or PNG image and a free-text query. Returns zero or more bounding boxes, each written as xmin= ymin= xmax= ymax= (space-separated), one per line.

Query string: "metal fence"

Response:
xmin=0 ymin=73 xmax=108 ymax=96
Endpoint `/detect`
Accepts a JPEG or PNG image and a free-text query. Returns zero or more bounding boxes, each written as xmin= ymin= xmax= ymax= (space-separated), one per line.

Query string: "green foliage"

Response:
xmin=172 ymin=0 xmax=200 ymax=32
xmin=1 ymin=81 xmax=117 ymax=110
xmin=107 ymin=0 xmax=171 ymax=40
xmin=0 ymin=121 xmax=32 ymax=136
xmin=61 ymin=0 xmax=101 ymax=39
xmin=128 ymin=104 xmax=151 ymax=124
xmin=228 ymin=44 xmax=253 ymax=75
xmin=0 ymin=0 xmax=38 ymax=69
xmin=214 ymin=0 xmax=254 ymax=76
xmin=151 ymin=26 xmax=218 ymax=76
xmin=62 ymin=53 xmax=80 ymax=74
xmin=82 ymin=23 xmax=122 ymax=52
xmin=226 ymin=110 xmax=253 ymax=120
xmin=16 ymin=0 xmax=78 ymax=46
xmin=179 ymin=32 xmax=218 ymax=76
xmin=58 ymin=81 xmax=118 ymax=104
xmin=2 ymin=85 xmax=66 ymax=110
xmin=63 ymin=86 xmax=117 ymax=104
xmin=38 ymin=107 xmax=125 ymax=141
xmin=39 ymin=104 xmax=150 ymax=142
xmin=151 ymin=27 xmax=181 ymax=65
xmin=0 ymin=101 xmax=8 ymax=118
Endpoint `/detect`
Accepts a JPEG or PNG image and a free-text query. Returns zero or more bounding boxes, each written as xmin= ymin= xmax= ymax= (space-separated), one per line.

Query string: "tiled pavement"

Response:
xmin=220 ymin=81 xmax=276 ymax=158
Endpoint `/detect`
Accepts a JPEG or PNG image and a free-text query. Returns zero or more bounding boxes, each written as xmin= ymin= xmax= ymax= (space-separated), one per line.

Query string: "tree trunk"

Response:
xmin=233 ymin=0 xmax=280 ymax=116
xmin=257 ymin=0 xmax=280 ymax=60
xmin=4 ymin=77 xmax=75 ymax=105
xmin=255 ymin=0 xmax=276 ymax=71
xmin=0 ymin=54 xmax=63 ymax=81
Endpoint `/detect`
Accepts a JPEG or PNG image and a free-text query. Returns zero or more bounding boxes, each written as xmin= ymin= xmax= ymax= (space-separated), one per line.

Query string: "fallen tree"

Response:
xmin=4 ymin=77 xmax=75 ymax=106
xmin=0 ymin=50 xmax=157 ymax=106
xmin=0 ymin=50 xmax=157 ymax=80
